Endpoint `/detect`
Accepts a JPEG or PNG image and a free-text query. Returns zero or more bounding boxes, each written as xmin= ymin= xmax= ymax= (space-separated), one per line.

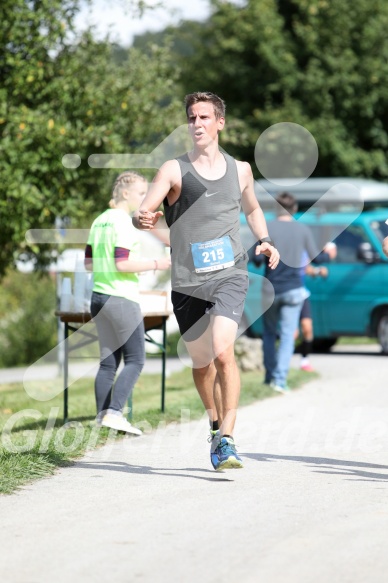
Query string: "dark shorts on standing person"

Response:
xmin=300 ymin=297 xmax=312 ymax=320
xmin=171 ymin=272 xmax=249 ymax=342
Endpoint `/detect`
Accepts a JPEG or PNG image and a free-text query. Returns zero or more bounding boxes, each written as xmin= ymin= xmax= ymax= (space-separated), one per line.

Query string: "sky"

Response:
xmin=75 ymin=0 xmax=212 ymax=47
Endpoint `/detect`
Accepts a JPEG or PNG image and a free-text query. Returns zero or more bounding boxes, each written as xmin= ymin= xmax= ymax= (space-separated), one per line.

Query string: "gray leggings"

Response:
xmin=91 ymin=292 xmax=145 ymax=414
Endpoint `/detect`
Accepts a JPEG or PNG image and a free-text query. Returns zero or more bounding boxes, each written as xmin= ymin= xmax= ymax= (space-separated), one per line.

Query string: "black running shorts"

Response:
xmin=171 ymin=272 xmax=249 ymax=342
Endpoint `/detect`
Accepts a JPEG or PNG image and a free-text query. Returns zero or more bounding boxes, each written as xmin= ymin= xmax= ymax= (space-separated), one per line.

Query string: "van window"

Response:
xmin=307 ymin=224 xmax=369 ymax=263
xmin=370 ymin=220 xmax=388 ymax=242
xmin=333 ymin=226 xmax=369 ymax=263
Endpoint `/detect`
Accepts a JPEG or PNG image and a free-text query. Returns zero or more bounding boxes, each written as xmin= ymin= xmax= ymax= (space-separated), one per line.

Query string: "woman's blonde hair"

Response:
xmin=110 ymin=171 xmax=146 ymax=205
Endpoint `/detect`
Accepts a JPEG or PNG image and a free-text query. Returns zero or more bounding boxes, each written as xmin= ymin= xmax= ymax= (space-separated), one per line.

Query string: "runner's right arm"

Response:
xmin=132 ymin=160 xmax=179 ymax=231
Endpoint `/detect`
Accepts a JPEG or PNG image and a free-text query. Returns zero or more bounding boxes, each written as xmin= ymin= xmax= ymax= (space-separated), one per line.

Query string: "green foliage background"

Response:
xmin=0 ymin=0 xmax=183 ymax=279
xmin=2 ymin=0 xmax=388 ymax=366
xmin=0 ymin=0 xmax=184 ymax=366
xmin=136 ymin=0 xmax=388 ymax=179
xmin=0 ymin=271 xmax=57 ymax=367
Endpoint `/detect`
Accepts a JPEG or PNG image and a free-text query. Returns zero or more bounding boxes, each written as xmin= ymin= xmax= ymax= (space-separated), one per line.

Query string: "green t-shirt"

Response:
xmin=87 ymin=208 xmax=141 ymax=303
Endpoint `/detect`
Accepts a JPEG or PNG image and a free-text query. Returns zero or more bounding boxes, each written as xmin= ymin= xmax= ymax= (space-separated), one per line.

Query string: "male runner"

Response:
xmin=134 ymin=91 xmax=279 ymax=470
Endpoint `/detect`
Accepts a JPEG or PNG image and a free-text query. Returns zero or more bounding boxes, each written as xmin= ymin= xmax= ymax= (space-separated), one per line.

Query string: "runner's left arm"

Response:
xmin=239 ymin=161 xmax=280 ymax=269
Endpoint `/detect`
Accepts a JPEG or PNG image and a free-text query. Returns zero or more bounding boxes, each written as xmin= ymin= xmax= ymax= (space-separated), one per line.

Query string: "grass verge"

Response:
xmin=0 ymin=366 xmax=317 ymax=495
xmin=337 ymin=336 xmax=378 ymax=345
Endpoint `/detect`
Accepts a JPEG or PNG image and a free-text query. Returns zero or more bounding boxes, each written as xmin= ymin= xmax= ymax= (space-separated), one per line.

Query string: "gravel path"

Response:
xmin=1 ymin=345 xmax=387 ymax=583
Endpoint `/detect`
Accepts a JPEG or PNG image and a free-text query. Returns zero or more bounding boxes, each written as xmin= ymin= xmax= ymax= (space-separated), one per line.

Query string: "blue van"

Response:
xmin=240 ymin=181 xmax=388 ymax=353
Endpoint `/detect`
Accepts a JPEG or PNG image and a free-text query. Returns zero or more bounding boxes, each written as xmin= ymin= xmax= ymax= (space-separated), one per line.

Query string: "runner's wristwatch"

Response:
xmin=259 ymin=236 xmax=275 ymax=247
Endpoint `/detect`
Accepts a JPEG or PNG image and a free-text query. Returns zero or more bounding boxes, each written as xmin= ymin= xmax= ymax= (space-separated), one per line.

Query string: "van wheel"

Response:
xmin=377 ymin=313 xmax=388 ymax=354
xmin=312 ymin=337 xmax=337 ymax=352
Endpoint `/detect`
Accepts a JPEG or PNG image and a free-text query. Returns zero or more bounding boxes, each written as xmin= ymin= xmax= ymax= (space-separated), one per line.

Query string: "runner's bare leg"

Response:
xmin=211 ymin=315 xmax=240 ymax=436
xmin=186 ymin=323 xmax=219 ymax=424
xmin=185 ymin=315 xmax=238 ymax=432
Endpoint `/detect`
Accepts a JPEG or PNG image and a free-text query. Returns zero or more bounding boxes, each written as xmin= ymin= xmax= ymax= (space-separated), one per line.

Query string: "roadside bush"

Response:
xmin=0 ymin=270 xmax=57 ymax=367
xmin=166 ymin=330 xmax=181 ymax=356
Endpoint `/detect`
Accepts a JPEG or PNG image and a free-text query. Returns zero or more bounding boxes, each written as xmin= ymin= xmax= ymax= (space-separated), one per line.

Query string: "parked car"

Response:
xmin=240 ymin=201 xmax=388 ymax=353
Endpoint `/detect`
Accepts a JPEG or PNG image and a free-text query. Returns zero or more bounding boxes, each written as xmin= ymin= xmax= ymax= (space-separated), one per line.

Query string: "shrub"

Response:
xmin=0 ymin=270 xmax=57 ymax=367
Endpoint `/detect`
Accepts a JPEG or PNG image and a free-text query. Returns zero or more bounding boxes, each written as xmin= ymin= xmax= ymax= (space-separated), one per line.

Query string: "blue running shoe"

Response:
xmin=211 ymin=436 xmax=243 ymax=471
xmin=209 ymin=430 xmax=221 ymax=469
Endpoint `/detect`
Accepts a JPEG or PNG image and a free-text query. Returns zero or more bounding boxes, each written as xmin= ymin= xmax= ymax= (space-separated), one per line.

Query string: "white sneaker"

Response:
xmin=94 ymin=412 xmax=105 ymax=427
xmin=101 ymin=413 xmax=142 ymax=436
xmin=270 ymin=381 xmax=291 ymax=395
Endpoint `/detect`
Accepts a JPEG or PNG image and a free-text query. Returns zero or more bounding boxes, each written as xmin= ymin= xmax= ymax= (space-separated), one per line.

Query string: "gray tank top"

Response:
xmin=163 ymin=152 xmax=247 ymax=288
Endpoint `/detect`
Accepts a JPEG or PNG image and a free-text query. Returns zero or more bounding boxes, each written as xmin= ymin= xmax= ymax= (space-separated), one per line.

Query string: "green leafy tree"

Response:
xmin=174 ymin=0 xmax=388 ymax=179
xmin=0 ymin=0 xmax=183 ymax=278
xmin=0 ymin=270 xmax=57 ymax=367
xmin=133 ymin=20 xmax=204 ymax=58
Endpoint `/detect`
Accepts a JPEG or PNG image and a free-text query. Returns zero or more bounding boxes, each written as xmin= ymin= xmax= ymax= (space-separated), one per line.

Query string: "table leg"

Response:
xmin=64 ymin=322 xmax=69 ymax=423
xmin=161 ymin=317 xmax=166 ymax=413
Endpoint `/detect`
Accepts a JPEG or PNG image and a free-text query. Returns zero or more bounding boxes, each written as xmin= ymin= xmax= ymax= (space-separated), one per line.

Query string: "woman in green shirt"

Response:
xmin=85 ymin=171 xmax=170 ymax=434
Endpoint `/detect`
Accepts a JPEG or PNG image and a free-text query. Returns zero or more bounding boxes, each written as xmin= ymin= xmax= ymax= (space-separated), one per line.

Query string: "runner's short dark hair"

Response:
xmin=184 ymin=92 xmax=226 ymax=120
